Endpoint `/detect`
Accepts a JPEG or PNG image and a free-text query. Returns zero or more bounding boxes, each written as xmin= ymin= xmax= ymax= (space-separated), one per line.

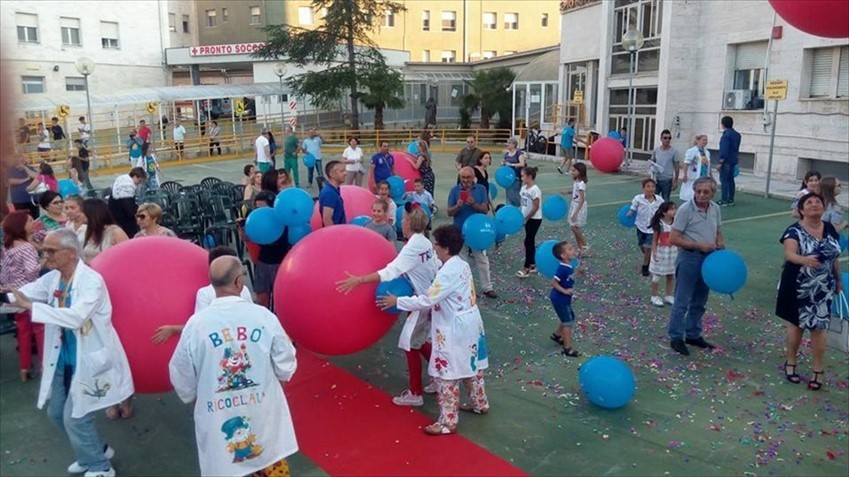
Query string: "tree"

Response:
xmin=254 ymin=0 xmax=404 ymax=131
xmin=359 ymin=66 xmax=405 ymax=130
xmin=459 ymin=68 xmax=516 ymax=129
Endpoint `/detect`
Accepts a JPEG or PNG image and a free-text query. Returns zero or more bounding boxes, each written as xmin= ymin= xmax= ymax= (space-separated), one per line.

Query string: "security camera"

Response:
xmin=53 ymin=65 xmax=60 ymax=72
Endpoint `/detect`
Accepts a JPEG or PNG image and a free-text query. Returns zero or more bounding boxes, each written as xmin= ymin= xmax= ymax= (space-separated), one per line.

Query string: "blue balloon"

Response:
xmin=495 ymin=205 xmax=523 ymax=236
xmin=274 ymin=187 xmax=314 ymax=226
xmin=701 ymin=249 xmax=747 ymax=295
xmin=489 ymin=182 xmax=498 ymax=200
xmin=386 ymin=176 xmax=406 ymax=200
xmin=733 ymin=165 xmax=740 ymax=177
xmin=840 ymin=233 xmax=849 ymax=252
xmin=245 ymin=207 xmax=284 ymax=245
xmin=617 ymin=204 xmax=636 ymax=228
xmin=287 ymin=223 xmax=311 ymax=245
xmin=579 ymin=356 xmax=636 ymax=409
xmin=303 ymin=153 xmax=316 ymax=168
xmin=406 ymin=141 xmax=419 ymax=155
xmin=58 ymin=179 xmax=80 ymax=198
xmin=461 ymin=214 xmax=496 ymax=251
xmin=832 ymin=272 xmax=848 ymax=316
xmin=535 ymin=240 xmax=561 ymax=278
xmin=542 ymin=196 xmax=569 ymax=221
xmin=376 ymin=277 xmax=415 ymax=314
xmin=350 ymin=215 xmax=371 ymax=227
xmin=495 ymin=166 xmax=516 ymax=188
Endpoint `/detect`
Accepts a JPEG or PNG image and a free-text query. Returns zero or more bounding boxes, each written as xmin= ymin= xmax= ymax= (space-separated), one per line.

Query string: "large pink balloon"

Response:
xmin=589 ymin=137 xmax=625 ymax=173
xmin=90 ymin=237 xmax=208 ymax=393
xmin=770 ymin=0 xmax=849 ymax=39
xmin=368 ymin=151 xmax=421 ymax=193
xmin=309 ymin=184 xmax=376 ymax=228
xmin=274 ymin=225 xmax=398 ymax=355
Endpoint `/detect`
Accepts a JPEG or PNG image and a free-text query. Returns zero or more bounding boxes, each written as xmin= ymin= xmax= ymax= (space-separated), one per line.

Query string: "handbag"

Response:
xmin=28 ymin=180 xmax=48 ymax=195
xmin=827 ymin=291 xmax=849 ymax=353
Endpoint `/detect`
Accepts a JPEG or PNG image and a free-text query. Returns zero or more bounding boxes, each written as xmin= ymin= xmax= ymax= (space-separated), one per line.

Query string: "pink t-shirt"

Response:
xmin=39 ymin=174 xmax=58 ymax=192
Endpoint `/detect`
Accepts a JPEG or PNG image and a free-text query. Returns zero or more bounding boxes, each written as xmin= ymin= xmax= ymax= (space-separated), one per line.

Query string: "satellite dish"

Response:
xmin=75 ymin=57 xmax=95 ymax=76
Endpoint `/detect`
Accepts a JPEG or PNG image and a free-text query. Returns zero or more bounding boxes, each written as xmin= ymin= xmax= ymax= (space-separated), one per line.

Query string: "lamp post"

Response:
xmin=75 ymin=57 xmax=95 ymax=150
xmin=621 ymin=29 xmax=644 ymax=169
xmin=273 ymin=63 xmax=287 ymax=134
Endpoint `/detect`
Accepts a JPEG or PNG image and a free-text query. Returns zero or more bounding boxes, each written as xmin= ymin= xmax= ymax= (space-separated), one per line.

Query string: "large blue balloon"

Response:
xmin=617 ymin=204 xmax=636 ymax=228
xmin=58 ymin=179 xmax=81 ymax=198
xmin=406 ymin=141 xmax=419 ymax=155
xmin=461 ymin=214 xmax=496 ymax=251
xmin=579 ymin=356 xmax=636 ymax=409
xmin=495 ymin=166 xmax=516 ymax=188
xmin=303 ymin=153 xmax=316 ymax=168
xmin=386 ymin=176 xmax=406 ymax=200
xmin=245 ymin=207 xmax=284 ymax=245
xmin=542 ymin=196 xmax=569 ymax=221
xmin=701 ymin=249 xmax=747 ymax=295
xmin=489 ymin=182 xmax=498 ymax=200
xmin=832 ymin=272 xmax=848 ymax=316
xmin=495 ymin=205 xmax=524 ymax=236
xmin=375 ymin=277 xmax=415 ymax=314
xmin=535 ymin=240 xmax=561 ymax=278
xmin=274 ymin=187 xmax=314 ymax=226
xmin=287 ymin=223 xmax=311 ymax=245
xmin=350 ymin=215 xmax=371 ymax=227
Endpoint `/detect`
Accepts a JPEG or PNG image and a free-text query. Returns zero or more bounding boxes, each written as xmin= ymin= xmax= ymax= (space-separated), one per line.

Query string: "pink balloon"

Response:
xmin=770 ymin=0 xmax=849 ymax=39
xmin=274 ymin=225 xmax=398 ymax=355
xmin=589 ymin=137 xmax=625 ymax=174
xmin=90 ymin=237 xmax=209 ymax=394
xmin=368 ymin=151 xmax=421 ymax=193
xmin=309 ymin=184 xmax=377 ymax=228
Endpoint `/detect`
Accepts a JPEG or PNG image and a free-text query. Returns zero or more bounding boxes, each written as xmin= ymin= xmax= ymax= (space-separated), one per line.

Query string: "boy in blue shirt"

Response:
xmin=369 ymin=141 xmax=395 ymax=189
xmin=549 ymin=240 xmax=580 ymax=357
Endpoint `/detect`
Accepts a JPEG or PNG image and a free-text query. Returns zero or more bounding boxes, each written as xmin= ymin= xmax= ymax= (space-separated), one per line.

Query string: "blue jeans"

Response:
xmin=667 ymin=250 xmax=711 ymax=341
xmin=308 ymin=158 xmax=324 ymax=185
xmin=47 ymin=366 xmax=111 ymax=472
xmin=656 ymin=179 xmax=673 ymax=202
xmin=506 ymin=181 xmax=521 ymax=207
xmin=719 ymin=163 xmax=735 ymax=202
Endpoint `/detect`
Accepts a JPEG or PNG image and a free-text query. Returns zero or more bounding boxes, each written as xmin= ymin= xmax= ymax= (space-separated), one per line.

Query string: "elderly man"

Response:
xmin=170 ymin=256 xmax=298 ymax=477
xmin=447 ymin=167 xmax=497 ymax=298
xmin=1 ymin=229 xmax=134 ymax=477
xmin=667 ymin=176 xmax=725 ymax=356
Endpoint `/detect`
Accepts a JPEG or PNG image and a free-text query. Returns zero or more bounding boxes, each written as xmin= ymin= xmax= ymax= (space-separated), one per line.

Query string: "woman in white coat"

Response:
xmin=679 ymin=134 xmax=712 ymax=202
xmin=377 ymin=224 xmax=490 ymax=436
xmin=337 ymin=204 xmax=440 ymax=406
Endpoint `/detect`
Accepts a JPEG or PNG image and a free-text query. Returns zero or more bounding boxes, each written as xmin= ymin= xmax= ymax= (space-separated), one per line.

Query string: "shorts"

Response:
xmin=560 ymin=148 xmax=574 ymax=159
xmin=253 ymin=261 xmax=280 ymax=294
xmin=257 ymin=162 xmax=271 ymax=173
xmin=553 ymin=302 xmax=575 ymax=327
xmin=637 ymin=230 xmax=653 ymax=249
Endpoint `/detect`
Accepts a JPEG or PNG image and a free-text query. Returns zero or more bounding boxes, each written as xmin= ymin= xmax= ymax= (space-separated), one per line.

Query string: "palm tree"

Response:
xmin=359 ymin=66 xmax=405 ymax=130
xmin=461 ymin=68 xmax=516 ymax=129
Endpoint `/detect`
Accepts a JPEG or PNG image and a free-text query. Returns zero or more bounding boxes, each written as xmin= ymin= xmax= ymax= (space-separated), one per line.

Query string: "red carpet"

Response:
xmin=286 ymin=352 xmax=528 ymax=477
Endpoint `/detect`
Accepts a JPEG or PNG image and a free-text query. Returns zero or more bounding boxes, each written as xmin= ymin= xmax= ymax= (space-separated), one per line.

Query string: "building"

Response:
xmin=558 ymin=0 xmax=848 ymax=181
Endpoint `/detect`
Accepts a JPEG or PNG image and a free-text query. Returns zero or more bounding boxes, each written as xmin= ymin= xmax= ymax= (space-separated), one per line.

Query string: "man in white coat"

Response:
xmin=2 ymin=229 xmax=133 ymax=477
xmin=169 ymin=256 xmax=298 ymax=477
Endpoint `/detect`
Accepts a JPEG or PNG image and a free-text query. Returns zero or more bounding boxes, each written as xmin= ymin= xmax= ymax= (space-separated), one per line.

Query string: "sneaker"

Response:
xmin=641 ymin=265 xmax=650 ymax=277
xmin=685 ymin=337 xmax=716 ymax=349
xmin=670 ymin=339 xmax=690 ymax=356
xmin=515 ymin=269 xmax=531 ymax=278
xmin=68 ymin=446 xmax=114 ymax=474
xmin=664 ymin=295 xmax=675 ymax=305
xmin=392 ymin=390 xmax=424 ymax=407
xmin=423 ymin=382 xmax=438 ymax=394
xmin=716 ymin=200 xmax=725 ymax=206
xmin=650 ymin=296 xmax=664 ymax=307
xmin=84 ymin=469 xmax=115 ymax=477
xmin=557 ymin=166 xmax=563 ymax=175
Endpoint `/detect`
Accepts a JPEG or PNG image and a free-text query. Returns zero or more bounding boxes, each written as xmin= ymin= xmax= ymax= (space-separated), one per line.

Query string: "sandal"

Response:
xmin=119 ymin=399 xmax=134 ymax=419
xmin=550 ymin=333 xmax=563 ymax=344
xmin=808 ymin=370 xmax=824 ymax=391
xmin=459 ymin=403 xmax=489 ymax=415
xmin=561 ymin=347 xmax=580 ymax=357
xmin=783 ymin=361 xmax=801 ymax=384
xmin=423 ymin=422 xmax=456 ymax=435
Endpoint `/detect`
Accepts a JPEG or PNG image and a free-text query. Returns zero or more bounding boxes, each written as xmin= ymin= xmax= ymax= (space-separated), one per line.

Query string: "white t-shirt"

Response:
xmin=629 ymin=193 xmax=663 ymax=234
xmin=255 ymin=135 xmax=271 ymax=164
xmin=342 ymin=146 xmax=364 ymax=172
xmin=173 ymin=125 xmax=186 ymax=142
xmin=375 ymin=195 xmax=398 ymax=225
xmin=520 ymin=184 xmax=543 ymax=220
xmin=78 ymin=123 xmax=91 ymax=139
xmin=194 ymin=284 xmax=254 ymax=313
xmin=111 ymin=174 xmax=137 ymax=199
xmin=571 ymin=181 xmax=586 ymax=205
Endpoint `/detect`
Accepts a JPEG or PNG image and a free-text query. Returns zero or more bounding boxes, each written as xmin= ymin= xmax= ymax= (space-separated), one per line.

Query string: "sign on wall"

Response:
xmin=189 ymin=42 xmax=267 ymax=57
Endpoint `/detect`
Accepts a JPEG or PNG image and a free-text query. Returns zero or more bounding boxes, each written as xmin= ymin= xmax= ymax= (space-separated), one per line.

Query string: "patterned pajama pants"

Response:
xmin=433 ymin=370 xmax=489 ymax=428
xmin=250 ymin=458 xmax=290 ymax=477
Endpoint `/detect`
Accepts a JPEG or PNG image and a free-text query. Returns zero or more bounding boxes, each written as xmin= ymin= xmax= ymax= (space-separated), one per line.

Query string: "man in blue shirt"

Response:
xmin=369 ymin=141 xmax=396 ymax=190
xmin=319 ymin=160 xmax=347 ymax=227
xmin=447 ymin=167 xmax=497 ymax=298
xmin=717 ymin=116 xmax=741 ymax=206
xmin=126 ymin=130 xmax=144 ymax=166
xmin=301 ymin=128 xmax=323 ymax=188
xmin=558 ymin=118 xmax=577 ymax=174
xmin=7 ymin=155 xmax=38 ymax=218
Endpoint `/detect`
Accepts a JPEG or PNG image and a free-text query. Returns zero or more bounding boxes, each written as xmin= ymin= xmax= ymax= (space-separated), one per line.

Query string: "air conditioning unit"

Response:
xmin=724 ymin=89 xmax=754 ymax=110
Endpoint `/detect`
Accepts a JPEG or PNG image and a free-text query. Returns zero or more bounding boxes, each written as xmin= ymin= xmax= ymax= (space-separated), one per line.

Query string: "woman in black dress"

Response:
xmin=474 ymin=151 xmax=492 ymax=213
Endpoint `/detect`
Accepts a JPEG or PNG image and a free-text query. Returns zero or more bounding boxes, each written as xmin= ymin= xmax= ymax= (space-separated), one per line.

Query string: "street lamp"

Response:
xmin=75 ymin=57 xmax=95 ymax=150
xmin=621 ymin=28 xmax=644 ymax=168
xmin=273 ymin=62 xmax=287 ymax=134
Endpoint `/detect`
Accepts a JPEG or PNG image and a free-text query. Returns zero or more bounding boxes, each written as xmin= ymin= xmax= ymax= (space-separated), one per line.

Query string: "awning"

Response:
xmin=512 ymin=49 xmax=560 ymax=83
xmin=403 ymin=71 xmax=475 ymax=82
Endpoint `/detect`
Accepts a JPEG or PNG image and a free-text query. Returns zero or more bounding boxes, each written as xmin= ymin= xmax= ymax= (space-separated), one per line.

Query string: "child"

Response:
xmin=375 ymin=180 xmax=398 ymax=227
xmin=404 ymin=178 xmax=435 ymax=214
xmin=549 ymin=241 xmax=580 ymax=357
xmin=567 ymin=163 xmax=589 ymax=255
xmin=627 ymin=178 xmax=662 ymax=277
xmin=516 ymin=166 xmax=542 ymax=278
xmin=365 ymin=199 xmax=397 ymax=242
xmin=140 ymin=142 xmax=162 ymax=191
xmin=648 ymin=202 xmax=678 ymax=307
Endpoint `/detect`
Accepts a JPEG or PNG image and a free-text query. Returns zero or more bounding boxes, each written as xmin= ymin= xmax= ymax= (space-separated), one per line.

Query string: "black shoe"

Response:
xmin=641 ymin=265 xmax=650 ymax=277
xmin=685 ymin=337 xmax=716 ymax=349
xmin=483 ymin=290 xmax=498 ymax=299
xmin=670 ymin=339 xmax=690 ymax=356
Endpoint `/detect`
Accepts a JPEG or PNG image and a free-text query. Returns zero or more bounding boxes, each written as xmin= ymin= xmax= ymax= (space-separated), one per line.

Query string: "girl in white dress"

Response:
xmin=568 ymin=163 xmax=589 ymax=255
xmin=648 ymin=202 xmax=678 ymax=307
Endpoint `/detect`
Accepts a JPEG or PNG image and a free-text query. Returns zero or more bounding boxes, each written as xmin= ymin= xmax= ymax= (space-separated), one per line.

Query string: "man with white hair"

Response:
xmin=1 ymin=229 xmax=134 ymax=477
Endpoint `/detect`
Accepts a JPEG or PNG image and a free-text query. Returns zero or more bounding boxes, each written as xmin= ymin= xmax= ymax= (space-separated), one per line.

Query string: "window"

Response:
xmin=422 ymin=50 xmax=431 ymax=62
xmin=22 ymin=76 xmax=45 ymax=94
xmin=250 ymin=6 xmax=261 ymax=24
xmin=182 ymin=15 xmax=190 ymax=33
xmin=808 ymin=46 xmax=849 ymax=98
xmin=298 ymin=6 xmax=313 ymax=25
xmin=422 ymin=10 xmax=430 ymax=31
xmin=541 ymin=13 xmax=549 ymax=27
xmin=206 ymin=9 xmax=217 ymax=27
xmin=16 ymin=13 xmax=39 ymax=43
xmin=441 ymin=11 xmax=456 ymax=31
xmin=65 ymin=77 xmax=86 ymax=92
xmin=222 ymin=8 xmax=229 ymax=22
xmin=483 ymin=12 xmax=496 ymax=30
xmin=504 ymin=13 xmax=518 ymax=30
xmin=168 ymin=13 xmax=176 ymax=32
xmin=441 ymin=50 xmax=456 ymax=63
xmin=100 ymin=21 xmax=119 ymax=49
xmin=733 ymin=41 xmax=767 ymax=98
xmin=611 ymin=0 xmax=663 ymax=74
xmin=483 ymin=50 xmax=496 ymax=59
xmin=383 ymin=10 xmax=395 ymax=27
xmin=61 ymin=17 xmax=81 ymax=46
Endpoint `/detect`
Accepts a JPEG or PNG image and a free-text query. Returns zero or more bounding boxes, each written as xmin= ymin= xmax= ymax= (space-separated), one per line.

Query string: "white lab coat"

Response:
xmin=397 ymin=256 xmax=488 ymax=380
xmin=680 ymin=146 xmax=712 ymax=201
xmin=195 ymin=284 xmax=254 ymax=313
xmin=3 ymin=260 xmax=134 ymax=418
xmin=377 ymin=233 xmax=440 ymax=351
xmin=169 ymin=296 xmax=298 ymax=477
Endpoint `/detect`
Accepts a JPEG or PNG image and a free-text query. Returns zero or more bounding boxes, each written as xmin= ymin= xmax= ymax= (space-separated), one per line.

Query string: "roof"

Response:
xmin=512 ymin=49 xmax=560 ymax=83
xmin=14 ymin=83 xmax=286 ymax=112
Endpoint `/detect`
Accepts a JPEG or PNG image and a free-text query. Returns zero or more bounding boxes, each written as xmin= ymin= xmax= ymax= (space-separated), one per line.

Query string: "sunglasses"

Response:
xmin=136 ymin=214 xmax=148 ymax=219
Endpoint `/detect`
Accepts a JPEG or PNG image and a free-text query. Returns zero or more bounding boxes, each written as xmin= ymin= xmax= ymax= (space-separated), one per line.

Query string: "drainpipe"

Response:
xmin=762 ymin=11 xmax=776 ymax=132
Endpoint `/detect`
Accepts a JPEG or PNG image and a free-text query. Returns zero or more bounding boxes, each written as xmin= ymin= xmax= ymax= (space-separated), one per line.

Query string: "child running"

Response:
xmin=648 ymin=202 xmax=678 ymax=307
xmin=365 ymin=199 xmax=397 ymax=242
xmin=516 ymin=166 xmax=542 ymax=278
xmin=567 ymin=163 xmax=589 ymax=255
xmin=627 ymin=178 xmax=662 ymax=277
xmin=549 ymin=240 xmax=580 ymax=357
xmin=375 ymin=180 xmax=398 ymax=227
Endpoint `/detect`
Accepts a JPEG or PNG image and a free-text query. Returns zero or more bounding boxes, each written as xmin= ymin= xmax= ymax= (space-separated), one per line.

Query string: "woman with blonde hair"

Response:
xmin=134 ymin=203 xmax=176 ymax=238
xmin=680 ymin=134 xmax=712 ymax=202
